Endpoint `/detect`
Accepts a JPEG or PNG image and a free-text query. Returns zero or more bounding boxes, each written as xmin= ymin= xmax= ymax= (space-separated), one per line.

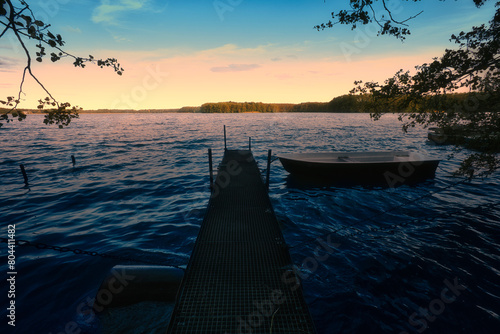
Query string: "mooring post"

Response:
xmin=71 ymin=155 xmax=76 ymax=166
xmin=266 ymin=149 xmax=272 ymax=190
xmin=208 ymin=148 xmax=214 ymax=191
xmin=20 ymin=164 xmax=29 ymax=185
xmin=468 ymin=168 xmax=475 ymax=181
xmin=249 ymin=137 xmax=252 ymax=151
xmin=224 ymin=125 xmax=227 ymax=151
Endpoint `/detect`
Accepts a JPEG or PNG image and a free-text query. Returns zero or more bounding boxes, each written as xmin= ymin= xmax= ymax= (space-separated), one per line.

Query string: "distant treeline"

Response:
xmin=1 ymin=93 xmax=478 ymax=115
xmin=198 ymin=93 xmax=482 ymax=113
xmin=198 ymin=97 xmax=369 ymax=113
xmin=200 ymin=102 xmax=296 ymax=113
xmin=0 ymin=108 xmax=182 ymax=114
xmin=79 ymin=108 xmax=182 ymax=113
xmin=327 ymin=92 xmax=489 ymax=113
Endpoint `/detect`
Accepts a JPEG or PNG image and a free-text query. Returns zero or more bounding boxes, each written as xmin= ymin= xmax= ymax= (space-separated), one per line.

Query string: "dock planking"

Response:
xmin=167 ymin=149 xmax=316 ymax=334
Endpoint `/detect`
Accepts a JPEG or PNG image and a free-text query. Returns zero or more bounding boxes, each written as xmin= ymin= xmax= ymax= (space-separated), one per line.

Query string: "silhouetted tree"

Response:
xmin=0 ymin=0 xmax=123 ymax=127
xmin=319 ymin=0 xmax=499 ymax=176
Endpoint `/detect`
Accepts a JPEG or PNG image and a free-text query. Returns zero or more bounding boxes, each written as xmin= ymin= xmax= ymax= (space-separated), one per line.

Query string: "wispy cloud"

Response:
xmin=62 ymin=26 xmax=82 ymax=34
xmin=112 ymin=35 xmax=133 ymax=43
xmin=92 ymin=0 xmax=149 ymax=25
xmin=210 ymin=64 xmax=261 ymax=73
xmin=271 ymin=55 xmax=298 ymax=62
xmin=0 ymin=57 xmax=19 ymax=72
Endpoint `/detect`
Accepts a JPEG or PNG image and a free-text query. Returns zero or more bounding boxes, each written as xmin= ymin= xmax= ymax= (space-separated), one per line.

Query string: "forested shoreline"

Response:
xmin=1 ymin=93 xmax=478 ymax=114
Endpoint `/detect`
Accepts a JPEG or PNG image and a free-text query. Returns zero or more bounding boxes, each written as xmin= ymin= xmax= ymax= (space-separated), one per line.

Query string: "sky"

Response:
xmin=0 ymin=0 xmax=496 ymax=109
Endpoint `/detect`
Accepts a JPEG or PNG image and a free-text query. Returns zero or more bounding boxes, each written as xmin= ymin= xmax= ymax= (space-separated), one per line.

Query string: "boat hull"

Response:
xmin=278 ymin=151 xmax=440 ymax=186
xmin=427 ymin=126 xmax=474 ymax=145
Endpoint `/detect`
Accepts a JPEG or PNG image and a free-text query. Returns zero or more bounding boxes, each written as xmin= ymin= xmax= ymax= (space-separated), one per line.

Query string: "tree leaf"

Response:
xmin=21 ymin=15 xmax=32 ymax=25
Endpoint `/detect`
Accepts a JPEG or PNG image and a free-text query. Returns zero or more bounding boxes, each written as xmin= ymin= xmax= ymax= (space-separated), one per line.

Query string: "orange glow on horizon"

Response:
xmin=1 ymin=48 xmax=441 ymax=110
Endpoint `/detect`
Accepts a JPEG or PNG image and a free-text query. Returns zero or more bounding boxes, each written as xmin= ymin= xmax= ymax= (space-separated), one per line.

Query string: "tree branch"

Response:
xmin=367 ymin=2 xmax=384 ymax=29
xmin=0 ymin=18 xmax=12 ymax=38
xmin=7 ymin=0 xmax=57 ymax=110
xmin=381 ymin=0 xmax=423 ymax=25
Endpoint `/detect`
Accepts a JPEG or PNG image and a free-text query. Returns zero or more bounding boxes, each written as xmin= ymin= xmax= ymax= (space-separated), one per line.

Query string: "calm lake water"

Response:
xmin=1 ymin=113 xmax=499 ymax=333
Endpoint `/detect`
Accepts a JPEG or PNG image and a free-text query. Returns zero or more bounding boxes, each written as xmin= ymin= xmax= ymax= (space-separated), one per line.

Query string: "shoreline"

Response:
xmin=20 ymin=110 xmax=373 ymax=114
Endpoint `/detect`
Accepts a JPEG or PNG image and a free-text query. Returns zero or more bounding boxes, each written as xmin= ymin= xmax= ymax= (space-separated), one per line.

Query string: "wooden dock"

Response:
xmin=167 ymin=149 xmax=316 ymax=333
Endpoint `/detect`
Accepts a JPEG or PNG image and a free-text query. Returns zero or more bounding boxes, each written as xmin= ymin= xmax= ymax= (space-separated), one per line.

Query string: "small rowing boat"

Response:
xmin=278 ymin=151 xmax=440 ymax=186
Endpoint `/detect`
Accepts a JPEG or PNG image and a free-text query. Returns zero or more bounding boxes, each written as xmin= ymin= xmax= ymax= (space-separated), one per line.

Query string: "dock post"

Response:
xmin=71 ymin=155 xmax=76 ymax=166
xmin=468 ymin=168 xmax=475 ymax=181
xmin=249 ymin=137 xmax=251 ymax=151
xmin=208 ymin=148 xmax=214 ymax=191
xmin=224 ymin=125 xmax=227 ymax=151
xmin=20 ymin=164 xmax=29 ymax=186
xmin=266 ymin=149 xmax=272 ymax=190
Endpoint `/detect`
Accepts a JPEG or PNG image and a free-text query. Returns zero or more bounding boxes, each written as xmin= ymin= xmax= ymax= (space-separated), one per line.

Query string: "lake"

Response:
xmin=1 ymin=113 xmax=499 ymax=333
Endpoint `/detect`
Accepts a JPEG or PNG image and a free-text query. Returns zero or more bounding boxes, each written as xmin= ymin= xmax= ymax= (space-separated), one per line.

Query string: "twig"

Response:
xmin=381 ymin=0 xmax=423 ymax=25
xmin=6 ymin=0 xmax=58 ymax=109
xmin=269 ymin=307 xmax=280 ymax=334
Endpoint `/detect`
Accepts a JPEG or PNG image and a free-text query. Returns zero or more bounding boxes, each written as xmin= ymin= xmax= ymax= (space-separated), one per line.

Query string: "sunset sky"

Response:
xmin=0 ymin=0 xmax=496 ymax=109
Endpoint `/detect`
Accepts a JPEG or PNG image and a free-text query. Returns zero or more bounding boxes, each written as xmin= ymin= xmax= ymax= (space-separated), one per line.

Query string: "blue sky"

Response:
xmin=0 ymin=0 xmax=496 ymax=109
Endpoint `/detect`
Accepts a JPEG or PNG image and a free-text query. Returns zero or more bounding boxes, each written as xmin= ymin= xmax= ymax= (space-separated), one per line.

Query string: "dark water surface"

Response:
xmin=1 ymin=113 xmax=499 ymax=333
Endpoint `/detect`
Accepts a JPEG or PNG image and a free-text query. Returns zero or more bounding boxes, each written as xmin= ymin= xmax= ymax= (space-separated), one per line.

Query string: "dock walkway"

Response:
xmin=167 ymin=149 xmax=316 ymax=334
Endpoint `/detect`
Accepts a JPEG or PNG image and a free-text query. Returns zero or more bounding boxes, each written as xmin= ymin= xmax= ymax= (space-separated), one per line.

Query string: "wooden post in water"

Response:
xmin=224 ymin=125 xmax=227 ymax=151
xmin=71 ymin=155 xmax=76 ymax=166
xmin=266 ymin=149 xmax=272 ymax=190
xmin=249 ymin=137 xmax=251 ymax=151
xmin=19 ymin=164 xmax=29 ymax=186
xmin=208 ymin=148 xmax=214 ymax=191
xmin=468 ymin=168 xmax=475 ymax=181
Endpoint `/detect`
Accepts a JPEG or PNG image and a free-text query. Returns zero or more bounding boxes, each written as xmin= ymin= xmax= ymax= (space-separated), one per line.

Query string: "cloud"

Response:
xmin=113 ymin=35 xmax=133 ymax=43
xmin=92 ymin=0 xmax=149 ymax=25
xmin=62 ymin=26 xmax=82 ymax=34
xmin=0 ymin=57 xmax=18 ymax=72
xmin=271 ymin=55 xmax=298 ymax=62
xmin=210 ymin=64 xmax=261 ymax=73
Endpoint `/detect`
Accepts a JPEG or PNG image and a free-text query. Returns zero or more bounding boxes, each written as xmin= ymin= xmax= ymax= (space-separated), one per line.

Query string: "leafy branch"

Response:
xmin=348 ymin=2 xmax=500 ymax=176
xmin=315 ymin=0 xmax=488 ymax=40
xmin=315 ymin=0 xmax=422 ymax=39
xmin=0 ymin=0 xmax=124 ymax=127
